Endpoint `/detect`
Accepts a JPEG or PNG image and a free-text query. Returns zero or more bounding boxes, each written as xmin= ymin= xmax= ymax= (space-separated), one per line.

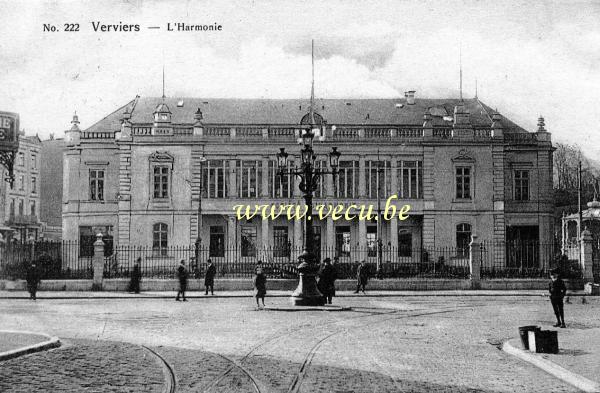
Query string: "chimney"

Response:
xmin=405 ymin=90 xmax=416 ymax=105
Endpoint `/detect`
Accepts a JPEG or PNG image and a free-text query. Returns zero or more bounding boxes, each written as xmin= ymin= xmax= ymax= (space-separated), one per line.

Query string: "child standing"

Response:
xmin=253 ymin=267 xmax=267 ymax=309
xmin=549 ymin=269 xmax=567 ymax=328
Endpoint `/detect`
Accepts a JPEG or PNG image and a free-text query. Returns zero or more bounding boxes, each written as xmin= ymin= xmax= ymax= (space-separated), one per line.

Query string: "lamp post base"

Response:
xmin=290 ymin=261 xmax=325 ymax=306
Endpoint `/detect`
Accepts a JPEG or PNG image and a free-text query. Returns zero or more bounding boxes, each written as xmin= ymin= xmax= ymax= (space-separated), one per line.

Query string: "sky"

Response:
xmin=0 ymin=0 xmax=599 ymax=160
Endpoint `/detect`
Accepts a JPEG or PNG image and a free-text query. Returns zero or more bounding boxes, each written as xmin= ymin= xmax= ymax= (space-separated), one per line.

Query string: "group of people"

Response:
xmin=175 ymin=258 xmax=217 ymax=301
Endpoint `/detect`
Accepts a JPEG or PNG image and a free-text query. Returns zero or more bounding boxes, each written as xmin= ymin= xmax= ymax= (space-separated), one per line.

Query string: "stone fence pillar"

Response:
xmin=469 ymin=235 xmax=481 ymax=289
xmin=92 ymin=233 xmax=105 ymax=290
xmin=580 ymin=229 xmax=594 ymax=283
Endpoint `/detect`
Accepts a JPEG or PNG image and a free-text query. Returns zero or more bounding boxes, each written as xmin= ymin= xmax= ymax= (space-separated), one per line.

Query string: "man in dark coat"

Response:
xmin=128 ymin=258 xmax=142 ymax=294
xmin=354 ymin=260 xmax=369 ymax=294
xmin=26 ymin=262 xmax=41 ymax=300
xmin=318 ymin=258 xmax=337 ymax=304
xmin=205 ymin=259 xmax=216 ymax=295
xmin=549 ymin=269 xmax=567 ymax=328
xmin=176 ymin=260 xmax=188 ymax=301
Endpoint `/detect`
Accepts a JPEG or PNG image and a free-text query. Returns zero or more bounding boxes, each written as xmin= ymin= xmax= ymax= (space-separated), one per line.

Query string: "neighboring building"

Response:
xmin=40 ymin=136 xmax=65 ymax=240
xmin=3 ymin=133 xmax=42 ymax=241
xmin=62 ymin=94 xmax=554 ymax=268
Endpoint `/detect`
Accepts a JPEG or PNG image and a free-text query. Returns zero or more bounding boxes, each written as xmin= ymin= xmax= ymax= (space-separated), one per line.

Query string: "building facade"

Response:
xmin=1 ymin=133 xmax=42 ymax=241
xmin=62 ymin=94 xmax=554 ymax=266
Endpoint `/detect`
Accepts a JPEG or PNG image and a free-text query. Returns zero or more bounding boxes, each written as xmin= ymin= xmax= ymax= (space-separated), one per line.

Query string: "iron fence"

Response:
xmin=101 ymin=245 xmax=471 ymax=280
xmin=480 ymin=240 xmax=582 ymax=279
xmin=0 ymin=239 xmax=590 ymax=281
xmin=0 ymin=240 xmax=88 ymax=280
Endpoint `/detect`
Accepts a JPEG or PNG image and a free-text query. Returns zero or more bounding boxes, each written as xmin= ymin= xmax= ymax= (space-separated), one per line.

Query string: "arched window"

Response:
xmin=153 ymin=223 xmax=168 ymax=256
xmin=456 ymin=223 xmax=472 ymax=257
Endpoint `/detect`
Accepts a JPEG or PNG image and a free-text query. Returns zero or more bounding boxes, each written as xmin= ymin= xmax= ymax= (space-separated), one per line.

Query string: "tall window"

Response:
xmin=18 ymin=199 xmax=23 ymax=216
xmin=514 ymin=170 xmax=530 ymax=201
xmin=152 ymin=223 xmax=168 ymax=256
xmin=89 ymin=170 xmax=104 ymax=201
xmin=209 ymin=226 xmax=225 ymax=257
xmin=398 ymin=161 xmax=422 ymax=199
xmin=334 ymin=161 xmax=358 ymax=198
xmin=455 ymin=167 xmax=471 ymax=199
xmin=18 ymin=152 xmax=24 ymax=166
xmin=19 ymin=175 xmax=24 ymax=191
xmin=31 ymin=177 xmax=37 ymax=194
xmin=30 ymin=201 xmax=36 ymax=216
xmin=366 ymin=226 xmax=377 ymax=257
xmin=366 ymin=160 xmax=391 ymax=199
xmin=238 ymin=160 xmax=261 ymax=198
xmin=9 ymin=199 xmax=14 ymax=217
xmin=202 ymin=160 xmax=228 ymax=198
xmin=273 ymin=226 xmax=290 ymax=257
xmin=335 ymin=226 xmax=351 ymax=257
xmin=456 ymin=223 xmax=472 ymax=257
xmin=241 ymin=225 xmax=257 ymax=257
xmin=398 ymin=229 xmax=412 ymax=257
xmin=268 ymin=160 xmax=293 ymax=198
xmin=31 ymin=154 xmax=37 ymax=170
xmin=153 ymin=166 xmax=170 ymax=199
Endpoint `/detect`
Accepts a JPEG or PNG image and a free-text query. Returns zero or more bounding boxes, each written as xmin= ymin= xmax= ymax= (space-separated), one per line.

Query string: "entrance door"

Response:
xmin=506 ymin=226 xmax=539 ymax=269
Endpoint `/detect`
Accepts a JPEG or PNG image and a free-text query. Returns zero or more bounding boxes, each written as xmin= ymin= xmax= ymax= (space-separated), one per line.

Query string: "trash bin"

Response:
xmin=528 ymin=330 xmax=559 ymax=354
xmin=518 ymin=325 xmax=541 ymax=350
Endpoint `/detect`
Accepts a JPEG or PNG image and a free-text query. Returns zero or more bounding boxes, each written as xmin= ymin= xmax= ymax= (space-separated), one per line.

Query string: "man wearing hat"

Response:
xmin=176 ymin=260 xmax=188 ymax=301
xmin=26 ymin=262 xmax=41 ymax=300
xmin=318 ymin=257 xmax=337 ymax=305
xmin=549 ymin=269 xmax=567 ymax=328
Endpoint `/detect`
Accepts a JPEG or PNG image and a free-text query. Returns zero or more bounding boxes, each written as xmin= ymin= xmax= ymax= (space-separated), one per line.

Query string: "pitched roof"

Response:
xmin=85 ymin=96 xmax=529 ymax=133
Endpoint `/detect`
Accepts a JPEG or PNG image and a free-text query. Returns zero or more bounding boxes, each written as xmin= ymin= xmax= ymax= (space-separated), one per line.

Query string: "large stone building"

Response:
xmin=40 ymin=136 xmax=66 ymax=240
xmin=62 ymin=93 xmax=553 ymax=267
xmin=1 ymin=133 xmax=42 ymax=241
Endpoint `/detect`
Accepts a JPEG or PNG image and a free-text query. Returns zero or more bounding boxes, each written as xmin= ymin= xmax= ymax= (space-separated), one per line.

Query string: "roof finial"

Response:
xmin=310 ymin=39 xmax=316 ymax=126
xmin=459 ymin=45 xmax=463 ymax=102
xmin=537 ymin=115 xmax=546 ymax=132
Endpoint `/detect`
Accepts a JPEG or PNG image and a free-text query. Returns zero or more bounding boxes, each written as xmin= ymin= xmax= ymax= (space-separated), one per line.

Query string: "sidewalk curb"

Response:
xmin=0 ymin=331 xmax=61 ymax=362
xmin=264 ymin=305 xmax=352 ymax=312
xmin=0 ymin=291 xmax=575 ymax=300
xmin=502 ymin=340 xmax=600 ymax=393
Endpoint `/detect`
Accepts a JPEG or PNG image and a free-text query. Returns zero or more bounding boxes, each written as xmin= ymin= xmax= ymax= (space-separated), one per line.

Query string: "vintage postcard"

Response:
xmin=0 ymin=1 xmax=599 ymax=392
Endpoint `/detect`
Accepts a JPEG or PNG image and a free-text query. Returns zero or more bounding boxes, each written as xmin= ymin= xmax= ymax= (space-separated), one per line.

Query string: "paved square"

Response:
xmin=0 ymin=294 xmax=598 ymax=392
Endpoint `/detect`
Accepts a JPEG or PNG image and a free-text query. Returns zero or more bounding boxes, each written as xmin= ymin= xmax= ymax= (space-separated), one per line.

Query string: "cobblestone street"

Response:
xmin=1 ymin=294 xmax=598 ymax=392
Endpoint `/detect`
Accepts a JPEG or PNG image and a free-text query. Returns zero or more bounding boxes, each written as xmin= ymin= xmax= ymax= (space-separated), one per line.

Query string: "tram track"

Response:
xmin=142 ymin=345 xmax=177 ymax=393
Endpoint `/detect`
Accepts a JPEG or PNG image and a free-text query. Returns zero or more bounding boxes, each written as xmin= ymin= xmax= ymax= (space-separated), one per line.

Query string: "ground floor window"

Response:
xmin=335 ymin=226 xmax=351 ymax=257
xmin=152 ymin=223 xmax=168 ymax=256
xmin=398 ymin=229 xmax=412 ymax=257
xmin=273 ymin=226 xmax=290 ymax=257
xmin=367 ymin=226 xmax=377 ymax=257
xmin=241 ymin=225 xmax=257 ymax=257
xmin=456 ymin=223 xmax=472 ymax=257
xmin=209 ymin=226 xmax=225 ymax=257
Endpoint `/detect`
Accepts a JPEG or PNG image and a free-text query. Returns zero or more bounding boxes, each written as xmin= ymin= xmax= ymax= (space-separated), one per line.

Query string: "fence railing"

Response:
xmin=0 ymin=240 xmax=588 ymax=281
xmin=0 ymin=241 xmax=89 ymax=280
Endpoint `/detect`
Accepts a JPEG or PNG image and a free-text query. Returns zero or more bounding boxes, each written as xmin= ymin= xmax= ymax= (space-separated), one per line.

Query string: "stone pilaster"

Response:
xmin=117 ymin=143 xmax=132 ymax=246
xmin=190 ymin=145 xmax=203 ymax=243
xmin=229 ymin=159 xmax=237 ymax=198
xmin=492 ymin=145 xmax=506 ymax=265
xmin=261 ymin=157 xmax=269 ymax=198
xmin=358 ymin=155 xmax=366 ymax=198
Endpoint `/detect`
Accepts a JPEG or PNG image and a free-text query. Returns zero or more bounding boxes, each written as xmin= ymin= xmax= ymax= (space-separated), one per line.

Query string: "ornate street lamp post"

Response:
xmin=277 ymin=130 xmax=340 ymax=306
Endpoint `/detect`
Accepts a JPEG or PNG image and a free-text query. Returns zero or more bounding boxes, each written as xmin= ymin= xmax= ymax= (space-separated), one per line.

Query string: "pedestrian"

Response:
xmin=128 ymin=258 xmax=142 ymax=294
xmin=354 ymin=260 xmax=369 ymax=294
xmin=549 ymin=269 xmax=567 ymax=328
xmin=176 ymin=260 xmax=188 ymax=301
xmin=205 ymin=258 xmax=216 ymax=295
xmin=253 ymin=266 xmax=267 ymax=309
xmin=318 ymin=257 xmax=337 ymax=304
xmin=25 ymin=262 xmax=41 ymax=300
